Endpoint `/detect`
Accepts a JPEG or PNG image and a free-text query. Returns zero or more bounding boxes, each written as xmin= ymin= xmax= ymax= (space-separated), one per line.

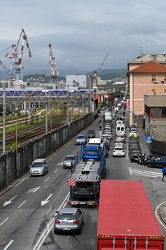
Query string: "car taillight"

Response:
xmin=73 ymin=220 xmax=79 ymax=224
xmin=55 ymin=219 xmax=60 ymax=224
xmin=122 ymin=150 xmax=124 ymax=152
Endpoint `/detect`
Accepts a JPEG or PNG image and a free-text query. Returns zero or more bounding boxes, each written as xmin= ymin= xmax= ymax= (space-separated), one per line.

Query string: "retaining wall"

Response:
xmin=0 ymin=112 xmax=98 ymax=189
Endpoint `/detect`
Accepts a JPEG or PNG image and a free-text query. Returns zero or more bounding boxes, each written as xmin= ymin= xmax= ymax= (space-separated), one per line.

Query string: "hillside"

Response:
xmin=23 ymin=69 xmax=127 ymax=83
xmin=87 ymin=69 xmax=127 ymax=80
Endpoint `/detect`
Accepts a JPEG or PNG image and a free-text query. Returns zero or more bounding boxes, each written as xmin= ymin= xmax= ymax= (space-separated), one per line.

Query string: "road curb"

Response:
xmin=159 ymin=202 xmax=166 ymax=224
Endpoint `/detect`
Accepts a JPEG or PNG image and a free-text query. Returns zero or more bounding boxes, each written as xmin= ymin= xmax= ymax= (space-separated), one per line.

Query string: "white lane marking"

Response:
xmin=129 ymin=167 xmax=162 ymax=177
xmin=155 ymin=202 xmax=166 ymax=230
xmin=44 ymin=177 xmax=50 ymax=182
xmin=33 ymin=192 xmax=69 ymax=250
xmin=3 ymin=195 xmax=18 ymax=207
xmin=3 ymin=240 xmax=14 ymax=250
xmin=18 ymin=200 xmax=26 ymax=208
xmin=0 ymin=217 xmax=9 ymax=226
xmin=41 ymin=194 xmax=53 ymax=206
xmin=54 ymin=168 xmax=59 ymax=173
xmin=27 ymin=186 xmax=41 ymax=193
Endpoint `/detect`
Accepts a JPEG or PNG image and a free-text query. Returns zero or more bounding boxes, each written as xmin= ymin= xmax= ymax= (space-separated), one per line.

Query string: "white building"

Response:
xmin=66 ymin=74 xmax=91 ymax=90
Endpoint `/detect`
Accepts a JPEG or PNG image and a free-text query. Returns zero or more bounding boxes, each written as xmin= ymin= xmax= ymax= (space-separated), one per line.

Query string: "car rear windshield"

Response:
xmin=57 ymin=213 xmax=76 ymax=220
xmin=65 ymin=156 xmax=74 ymax=161
xmin=77 ymin=135 xmax=85 ymax=139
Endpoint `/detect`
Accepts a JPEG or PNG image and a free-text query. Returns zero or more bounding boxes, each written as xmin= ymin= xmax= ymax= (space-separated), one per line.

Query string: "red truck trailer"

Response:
xmin=97 ymin=180 xmax=164 ymax=250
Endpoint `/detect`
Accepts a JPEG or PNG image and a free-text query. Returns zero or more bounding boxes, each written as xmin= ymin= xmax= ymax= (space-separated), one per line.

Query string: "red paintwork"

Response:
xmin=97 ymin=180 xmax=164 ymax=250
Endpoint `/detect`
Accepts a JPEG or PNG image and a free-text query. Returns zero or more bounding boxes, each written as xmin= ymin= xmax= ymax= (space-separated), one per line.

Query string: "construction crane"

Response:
xmin=90 ymin=53 xmax=109 ymax=89
xmin=0 ymin=61 xmax=13 ymax=80
xmin=48 ymin=44 xmax=58 ymax=88
xmin=93 ymin=53 xmax=109 ymax=77
xmin=0 ymin=44 xmax=16 ymax=86
xmin=11 ymin=28 xmax=32 ymax=80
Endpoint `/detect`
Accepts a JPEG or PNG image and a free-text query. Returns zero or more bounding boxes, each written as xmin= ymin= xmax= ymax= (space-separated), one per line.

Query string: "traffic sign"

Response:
xmin=146 ymin=135 xmax=152 ymax=143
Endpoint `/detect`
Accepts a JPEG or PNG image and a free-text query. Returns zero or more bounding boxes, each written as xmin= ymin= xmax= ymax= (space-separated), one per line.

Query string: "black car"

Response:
xmin=129 ymin=149 xmax=142 ymax=162
xmin=87 ymin=130 xmax=95 ymax=138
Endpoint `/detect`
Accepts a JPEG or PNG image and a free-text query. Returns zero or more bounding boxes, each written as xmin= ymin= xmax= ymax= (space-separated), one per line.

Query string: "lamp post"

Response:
xmin=3 ymin=81 xmax=6 ymax=153
xmin=42 ymin=90 xmax=50 ymax=134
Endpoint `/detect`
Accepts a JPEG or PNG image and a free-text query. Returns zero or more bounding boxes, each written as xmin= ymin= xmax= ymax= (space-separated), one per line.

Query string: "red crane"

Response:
xmin=11 ymin=28 xmax=32 ymax=80
xmin=49 ymin=44 xmax=58 ymax=79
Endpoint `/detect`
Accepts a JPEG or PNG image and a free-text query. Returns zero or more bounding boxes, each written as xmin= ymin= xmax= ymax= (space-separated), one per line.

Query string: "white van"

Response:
xmin=116 ymin=124 xmax=125 ymax=136
xmin=88 ymin=138 xmax=104 ymax=150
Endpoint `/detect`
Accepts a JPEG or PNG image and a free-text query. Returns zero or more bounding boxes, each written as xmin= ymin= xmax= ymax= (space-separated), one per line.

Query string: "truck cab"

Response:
xmin=83 ymin=144 xmax=102 ymax=162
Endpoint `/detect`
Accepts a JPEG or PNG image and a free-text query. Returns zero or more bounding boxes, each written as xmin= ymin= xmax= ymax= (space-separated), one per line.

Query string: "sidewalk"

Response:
xmin=139 ymin=128 xmax=166 ymax=225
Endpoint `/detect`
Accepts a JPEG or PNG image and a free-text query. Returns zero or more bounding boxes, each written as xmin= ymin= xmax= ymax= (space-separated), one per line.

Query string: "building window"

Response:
xmin=151 ymin=88 xmax=156 ymax=94
xmin=151 ymin=74 xmax=156 ymax=82
xmin=162 ymin=108 xmax=166 ymax=117
xmin=164 ymin=74 xmax=166 ymax=81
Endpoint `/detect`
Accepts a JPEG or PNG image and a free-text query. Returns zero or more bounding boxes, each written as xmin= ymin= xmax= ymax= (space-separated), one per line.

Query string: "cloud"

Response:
xmin=0 ymin=0 xmax=166 ymax=78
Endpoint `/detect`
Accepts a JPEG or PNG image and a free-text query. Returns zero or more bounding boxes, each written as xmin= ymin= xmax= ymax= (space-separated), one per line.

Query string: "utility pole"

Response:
xmin=3 ymin=81 xmax=6 ymax=153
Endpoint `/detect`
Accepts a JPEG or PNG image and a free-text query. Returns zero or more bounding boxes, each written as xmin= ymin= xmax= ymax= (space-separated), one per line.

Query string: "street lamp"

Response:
xmin=42 ymin=90 xmax=50 ymax=134
xmin=3 ymin=81 xmax=6 ymax=153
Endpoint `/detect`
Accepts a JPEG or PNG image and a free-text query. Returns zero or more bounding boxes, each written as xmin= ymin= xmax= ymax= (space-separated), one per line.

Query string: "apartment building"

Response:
xmin=128 ymin=53 xmax=166 ymax=126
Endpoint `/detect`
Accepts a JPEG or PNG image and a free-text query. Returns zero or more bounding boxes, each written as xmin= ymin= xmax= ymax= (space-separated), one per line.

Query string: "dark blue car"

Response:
xmin=147 ymin=157 xmax=166 ymax=168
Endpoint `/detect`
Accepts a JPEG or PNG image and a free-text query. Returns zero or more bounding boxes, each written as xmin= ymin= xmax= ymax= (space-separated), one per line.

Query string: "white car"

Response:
xmin=113 ymin=146 xmax=125 ymax=157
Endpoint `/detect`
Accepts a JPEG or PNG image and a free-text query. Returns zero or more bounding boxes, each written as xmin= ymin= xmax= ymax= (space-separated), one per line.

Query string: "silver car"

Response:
xmin=63 ymin=155 xmax=76 ymax=169
xmin=30 ymin=158 xmax=48 ymax=176
xmin=75 ymin=134 xmax=87 ymax=145
xmin=54 ymin=207 xmax=84 ymax=234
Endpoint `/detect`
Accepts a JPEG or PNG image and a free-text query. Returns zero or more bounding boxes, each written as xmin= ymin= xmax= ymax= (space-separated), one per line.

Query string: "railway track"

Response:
xmin=0 ymin=114 xmax=66 ymax=150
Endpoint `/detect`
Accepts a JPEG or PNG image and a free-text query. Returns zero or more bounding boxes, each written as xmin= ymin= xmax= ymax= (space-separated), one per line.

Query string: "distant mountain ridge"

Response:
xmin=23 ymin=69 xmax=127 ymax=82
xmin=88 ymin=68 xmax=128 ymax=80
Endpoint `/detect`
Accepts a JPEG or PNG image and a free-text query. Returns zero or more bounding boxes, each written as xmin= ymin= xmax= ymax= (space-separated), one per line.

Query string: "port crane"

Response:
xmin=11 ymin=28 xmax=32 ymax=80
xmin=0 ymin=44 xmax=16 ymax=86
xmin=48 ymin=44 xmax=58 ymax=88
xmin=90 ymin=53 xmax=109 ymax=89
xmin=93 ymin=53 xmax=109 ymax=77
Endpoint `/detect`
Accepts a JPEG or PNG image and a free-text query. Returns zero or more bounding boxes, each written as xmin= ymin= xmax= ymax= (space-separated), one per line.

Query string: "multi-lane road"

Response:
xmin=0 ymin=118 xmax=166 ymax=250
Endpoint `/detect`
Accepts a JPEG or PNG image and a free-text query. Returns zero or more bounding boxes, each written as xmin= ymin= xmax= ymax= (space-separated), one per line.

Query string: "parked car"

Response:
xmin=129 ymin=149 xmax=142 ymax=162
xmin=75 ymin=134 xmax=87 ymax=145
xmin=113 ymin=146 xmax=125 ymax=157
xmin=129 ymin=144 xmax=141 ymax=153
xmin=129 ymin=137 xmax=139 ymax=144
xmin=63 ymin=155 xmax=76 ymax=169
xmin=87 ymin=130 xmax=95 ymax=139
xmin=54 ymin=207 xmax=84 ymax=234
xmin=30 ymin=158 xmax=48 ymax=176
xmin=147 ymin=157 xmax=166 ymax=168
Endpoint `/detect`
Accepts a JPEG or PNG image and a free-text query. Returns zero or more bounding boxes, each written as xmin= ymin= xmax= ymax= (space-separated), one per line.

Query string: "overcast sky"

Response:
xmin=0 ymin=0 xmax=166 ymax=79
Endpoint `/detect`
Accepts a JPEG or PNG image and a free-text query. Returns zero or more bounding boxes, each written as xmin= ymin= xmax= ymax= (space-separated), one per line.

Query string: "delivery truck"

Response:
xmin=97 ymin=180 xmax=164 ymax=250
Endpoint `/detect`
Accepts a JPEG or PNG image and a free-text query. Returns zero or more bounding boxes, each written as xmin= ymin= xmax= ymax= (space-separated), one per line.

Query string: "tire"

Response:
xmin=148 ymin=163 xmax=152 ymax=168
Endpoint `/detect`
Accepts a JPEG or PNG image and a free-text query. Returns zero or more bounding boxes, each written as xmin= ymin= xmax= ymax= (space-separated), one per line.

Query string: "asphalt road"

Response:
xmin=0 ymin=117 xmax=166 ymax=250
